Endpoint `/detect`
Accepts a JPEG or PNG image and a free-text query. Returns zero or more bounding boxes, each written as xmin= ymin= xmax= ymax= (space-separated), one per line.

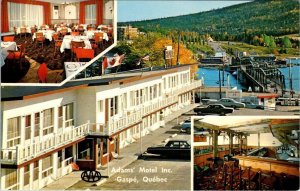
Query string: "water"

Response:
xmin=279 ymin=66 xmax=300 ymax=93
xmin=197 ymin=67 xmax=247 ymax=90
xmin=198 ymin=66 xmax=300 ymax=92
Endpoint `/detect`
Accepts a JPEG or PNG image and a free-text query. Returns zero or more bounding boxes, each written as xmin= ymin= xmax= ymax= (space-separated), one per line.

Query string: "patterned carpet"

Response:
xmin=1 ymin=34 xmax=112 ymax=83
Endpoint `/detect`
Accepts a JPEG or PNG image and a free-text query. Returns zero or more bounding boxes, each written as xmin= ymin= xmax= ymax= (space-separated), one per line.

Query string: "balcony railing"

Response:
xmin=0 ymin=80 xmax=202 ymax=165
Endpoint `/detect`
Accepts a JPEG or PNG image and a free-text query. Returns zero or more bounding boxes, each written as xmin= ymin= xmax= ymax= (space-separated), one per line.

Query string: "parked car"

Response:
xmin=180 ymin=119 xmax=191 ymax=133
xmin=194 ymin=104 xmax=234 ymax=116
xmin=242 ymin=101 xmax=264 ymax=109
xmin=146 ymin=140 xmax=191 ymax=158
xmin=209 ymin=98 xmax=245 ymax=109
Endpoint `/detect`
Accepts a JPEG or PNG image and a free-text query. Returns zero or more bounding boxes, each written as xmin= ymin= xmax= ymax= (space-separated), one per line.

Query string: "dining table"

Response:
xmin=32 ymin=29 xmax=56 ymax=42
xmin=16 ymin=27 xmax=31 ymax=34
xmin=60 ymin=35 xmax=92 ymax=53
xmin=1 ymin=41 xmax=18 ymax=66
xmin=64 ymin=62 xmax=87 ymax=78
xmin=56 ymin=27 xmax=72 ymax=33
xmin=84 ymin=30 xmax=109 ymax=41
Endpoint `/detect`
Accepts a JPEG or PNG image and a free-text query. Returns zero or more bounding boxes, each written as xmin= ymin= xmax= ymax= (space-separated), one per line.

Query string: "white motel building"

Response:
xmin=0 ymin=65 xmax=202 ymax=190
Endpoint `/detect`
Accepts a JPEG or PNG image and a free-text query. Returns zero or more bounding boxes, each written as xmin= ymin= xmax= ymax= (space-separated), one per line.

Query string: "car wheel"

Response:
xmin=186 ymin=128 xmax=191 ymax=133
xmin=197 ymin=112 xmax=202 ymax=116
xmin=232 ymin=105 xmax=237 ymax=109
xmin=220 ymin=112 xmax=225 ymax=116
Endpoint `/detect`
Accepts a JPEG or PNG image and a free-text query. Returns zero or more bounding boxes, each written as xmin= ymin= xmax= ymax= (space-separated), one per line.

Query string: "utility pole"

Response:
xmin=177 ymin=31 xmax=180 ymax=65
xmin=219 ymin=67 xmax=222 ymax=99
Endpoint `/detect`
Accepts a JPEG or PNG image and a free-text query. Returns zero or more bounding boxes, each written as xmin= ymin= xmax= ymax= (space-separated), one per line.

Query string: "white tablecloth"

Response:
xmin=60 ymin=35 xmax=92 ymax=53
xmin=64 ymin=62 xmax=86 ymax=78
xmin=32 ymin=30 xmax=56 ymax=41
xmin=57 ymin=27 xmax=72 ymax=33
xmin=16 ymin=27 xmax=31 ymax=34
xmin=84 ymin=30 xmax=109 ymax=41
xmin=1 ymin=42 xmax=17 ymax=66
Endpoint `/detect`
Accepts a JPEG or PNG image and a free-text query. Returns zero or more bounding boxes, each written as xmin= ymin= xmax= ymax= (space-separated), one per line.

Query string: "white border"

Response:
xmin=1 ymin=0 xmax=117 ymax=87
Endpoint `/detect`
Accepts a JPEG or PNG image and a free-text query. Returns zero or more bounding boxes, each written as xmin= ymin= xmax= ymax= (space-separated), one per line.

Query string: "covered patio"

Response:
xmin=1 ymin=0 xmax=115 ymax=83
xmin=193 ymin=116 xmax=299 ymax=190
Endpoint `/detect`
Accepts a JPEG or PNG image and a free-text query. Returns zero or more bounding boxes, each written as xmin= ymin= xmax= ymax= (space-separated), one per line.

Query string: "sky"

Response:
xmin=117 ymin=1 xmax=250 ymax=22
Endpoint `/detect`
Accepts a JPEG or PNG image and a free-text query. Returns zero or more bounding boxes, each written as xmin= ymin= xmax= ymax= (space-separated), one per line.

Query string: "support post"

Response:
xmin=213 ymin=130 xmax=218 ymax=158
xmin=258 ymin=133 xmax=260 ymax=148
xmin=229 ymin=132 xmax=233 ymax=155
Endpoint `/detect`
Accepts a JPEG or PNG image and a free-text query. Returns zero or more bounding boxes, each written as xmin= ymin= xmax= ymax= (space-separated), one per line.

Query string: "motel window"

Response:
xmin=103 ymin=139 xmax=108 ymax=154
xmin=23 ymin=165 xmax=30 ymax=186
xmin=85 ymin=4 xmax=96 ymax=24
xmin=58 ymin=106 xmax=63 ymax=129
xmin=7 ymin=117 xmax=21 ymax=148
xmin=98 ymin=100 xmax=104 ymax=112
xmin=58 ymin=150 xmax=62 ymax=168
xmin=43 ymin=108 xmax=54 ymax=136
xmin=42 ymin=155 xmax=53 ymax=178
xmin=65 ymin=103 xmax=74 ymax=127
xmin=25 ymin=115 xmax=31 ymax=140
xmin=109 ymin=97 xmax=118 ymax=117
xmin=34 ymin=113 xmax=40 ymax=137
xmin=4 ymin=169 xmax=18 ymax=189
xmin=33 ymin=161 xmax=39 ymax=181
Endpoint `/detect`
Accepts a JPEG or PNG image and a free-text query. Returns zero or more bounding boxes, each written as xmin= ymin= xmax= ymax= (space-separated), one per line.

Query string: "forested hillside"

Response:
xmin=120 ymin=0 xmax=299 ymax=41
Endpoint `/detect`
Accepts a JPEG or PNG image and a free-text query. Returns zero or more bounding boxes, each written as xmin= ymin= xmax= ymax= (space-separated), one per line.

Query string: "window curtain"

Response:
xmin=1 ymin=0 xmax=51 ymax=32
xmin=79 ymin=0 xmax=103 ymax=25
xmin=8 ymin=2 xmax=43 ymax=31
xmin=85 ymin=4 xmax=96 ymax=24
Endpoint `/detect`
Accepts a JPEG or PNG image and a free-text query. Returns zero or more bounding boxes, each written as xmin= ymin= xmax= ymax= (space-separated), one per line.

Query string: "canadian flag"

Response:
xmin=102 ymin=54 xmax=125 ymax=74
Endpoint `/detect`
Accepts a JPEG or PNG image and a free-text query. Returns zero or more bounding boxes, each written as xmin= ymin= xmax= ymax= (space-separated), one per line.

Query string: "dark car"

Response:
xmin=146 ymin=140 xmax=191 ymax=158
xmin=193 ymin=104 xmax=234 ymax=116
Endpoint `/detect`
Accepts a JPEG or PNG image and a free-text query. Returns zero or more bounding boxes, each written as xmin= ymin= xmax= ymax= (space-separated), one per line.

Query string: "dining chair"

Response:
xmin=20 ymin=27 xmax=27 ymax=38
xmin=6 ymin=41 xmax=27 ymax=70
xmin=71 ymin=41 xmax=85 ymax=61
xmin=60 ymin=28 xmax=68 ymax=36
xmin=31 ymin=27 xmax=36 ymax=36
xmin=78 ymin=26 xmax=85 ymax=35
xmin=75 ymin=48 xmax=94 ymax=62
xmin=3 ymin=36 xmax=15 ymax=42
xmin=71 ymin=31 xmax=79 ymax=36
xmin=94 ymin=33 xmax=104 ymax=48
xmin=36 ymin=32 xmax=45 ymax=48
xmin=52 ymin=33 xmax=63 ymax=53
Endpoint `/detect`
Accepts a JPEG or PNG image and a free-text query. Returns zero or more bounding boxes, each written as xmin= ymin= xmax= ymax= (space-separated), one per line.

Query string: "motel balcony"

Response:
xmin=0 ymin=79 xmax=202 ymax=165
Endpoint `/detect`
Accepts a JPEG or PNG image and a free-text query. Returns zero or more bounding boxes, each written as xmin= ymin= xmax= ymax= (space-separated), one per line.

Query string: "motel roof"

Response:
xmin=1 ymin=65 xmax=192 ymax=101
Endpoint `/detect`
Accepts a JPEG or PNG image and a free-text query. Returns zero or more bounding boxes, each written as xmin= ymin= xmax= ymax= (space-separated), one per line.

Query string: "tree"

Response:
xmin=282 ymin=36 xmax=292 ymax=48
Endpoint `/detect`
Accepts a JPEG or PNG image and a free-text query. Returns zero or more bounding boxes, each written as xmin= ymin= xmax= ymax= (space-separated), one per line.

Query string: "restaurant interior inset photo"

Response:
xmin=193 ymin=116 xmax=300 ymax=190
xmin=1 ymin=0 xmax=116 ymax=84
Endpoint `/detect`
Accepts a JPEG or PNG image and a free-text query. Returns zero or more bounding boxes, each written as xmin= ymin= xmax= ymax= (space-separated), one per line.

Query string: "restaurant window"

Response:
xmin=23 ymin=165 xmax=30 ymax=186
xmin=7 ymin=117 xmax=20 ymax=148
xmin=34 ymin=113 xmax=40 ymax=137
xmin=33 ymin=161 xmax=39 ymax=181
xmin=8 ymin=2 xmax=44 ymax=31
xmin=85 ymin=4 xmax=96 ymax=24
xmin=4 ymin=169 xmax=18 ymax=189
xmin=43 ymin=108 xmax=54 ymax=136
xmin=25 ymin=115 xmax=31 ymax=140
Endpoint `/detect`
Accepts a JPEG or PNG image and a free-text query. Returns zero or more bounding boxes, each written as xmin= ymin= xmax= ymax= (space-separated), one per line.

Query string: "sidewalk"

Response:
xmin=42 ymin=104 xmax=198 ymax=190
